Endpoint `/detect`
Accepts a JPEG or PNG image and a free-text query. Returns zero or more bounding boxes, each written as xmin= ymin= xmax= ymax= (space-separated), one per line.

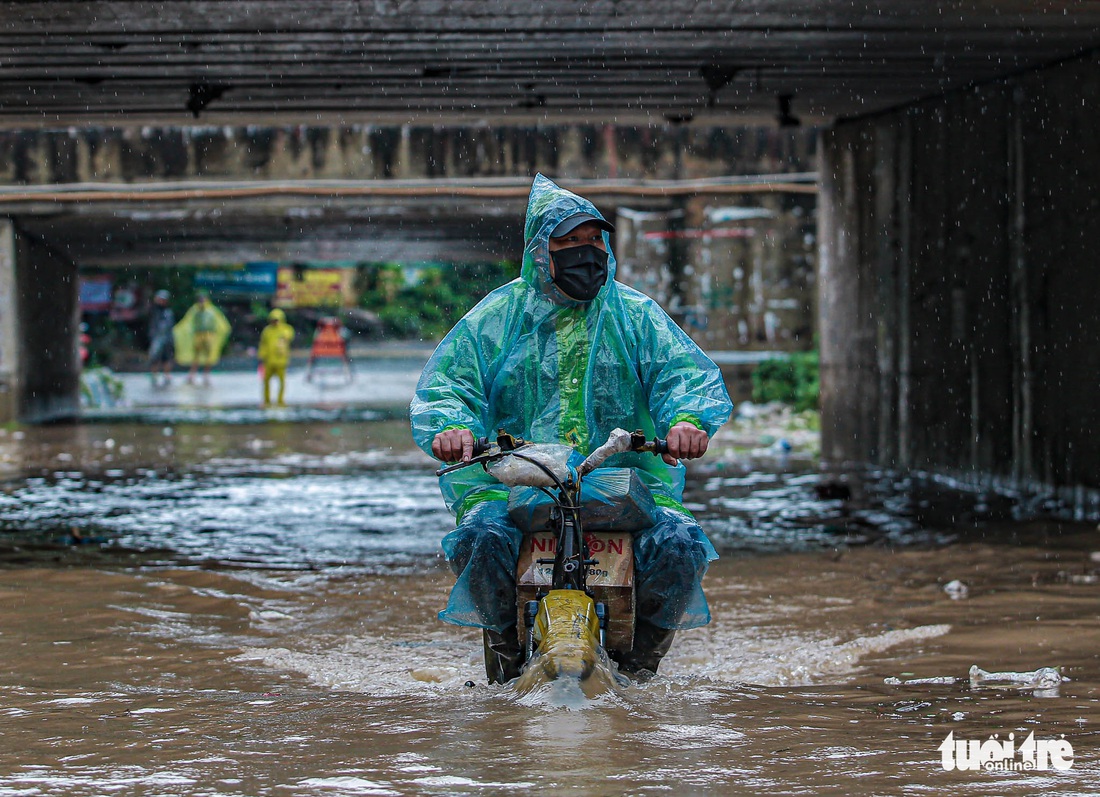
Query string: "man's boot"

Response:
xmin=483 ymin=626 xmax=524 ymax=684
xmin=617 ymin=620 xmax=676 ymax=679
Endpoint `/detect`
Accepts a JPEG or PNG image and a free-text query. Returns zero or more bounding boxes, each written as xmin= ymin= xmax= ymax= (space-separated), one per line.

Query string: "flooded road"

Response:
xmin=1 ymin=419 xmax=1098 ymax=795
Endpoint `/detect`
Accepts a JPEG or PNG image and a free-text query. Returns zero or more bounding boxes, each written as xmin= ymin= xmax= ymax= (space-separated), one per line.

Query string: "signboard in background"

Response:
xmin=79 ymin=276 xmax=114 ymax=312
xmin=194 ymin=261 xmax=278 ymax=298
xmin=275 ymin=265 xmax=356 ymax=308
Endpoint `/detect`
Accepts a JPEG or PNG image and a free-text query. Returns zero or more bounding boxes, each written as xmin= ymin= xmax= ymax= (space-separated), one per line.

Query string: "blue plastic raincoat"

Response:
xmin=410 ymin=174 xmax=733 ymax=632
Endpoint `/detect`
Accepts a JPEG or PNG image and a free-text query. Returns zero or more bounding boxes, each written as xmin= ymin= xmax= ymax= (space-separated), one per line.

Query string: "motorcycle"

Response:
xmin=437 ymin=427 xmax=668 ymax=694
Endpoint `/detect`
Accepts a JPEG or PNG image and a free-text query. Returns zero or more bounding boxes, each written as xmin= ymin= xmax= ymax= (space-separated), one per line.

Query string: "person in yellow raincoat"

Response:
xmin=258 ymin=308 xmax=295 ymax=407
xmin=173 ymin=291 xmax=232 ymax=386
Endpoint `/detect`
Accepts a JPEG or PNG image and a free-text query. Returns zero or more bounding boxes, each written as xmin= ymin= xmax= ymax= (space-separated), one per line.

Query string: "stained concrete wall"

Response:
xmin=0 ymin=124 xmax=815 ymax=185
xmin=819 ymin=51 xmax=1100 ymax=493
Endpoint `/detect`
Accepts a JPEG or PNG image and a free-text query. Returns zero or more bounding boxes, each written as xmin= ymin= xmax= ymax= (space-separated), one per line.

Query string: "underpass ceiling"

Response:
xmin=2 ymin=1 xmax=1099 ymax=128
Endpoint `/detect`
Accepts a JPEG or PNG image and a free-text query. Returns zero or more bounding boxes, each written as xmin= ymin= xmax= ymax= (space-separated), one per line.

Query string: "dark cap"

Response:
xmin=550 ymin=212 xmax=615 ymax=238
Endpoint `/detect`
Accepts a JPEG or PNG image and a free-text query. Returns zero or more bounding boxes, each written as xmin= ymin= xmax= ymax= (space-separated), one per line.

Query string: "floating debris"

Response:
xmin=883 ymin=675 xmax=959 ymax=686
xmin=884 ymin=665 xmax=1068 ymax=696
xmin=1065 ymin=573 xmax=1099 ymax=585
xmin=969 ymin=665 xmax=1067 ymax=694
xmin=943 ymin=580 xmax=969 ymax=600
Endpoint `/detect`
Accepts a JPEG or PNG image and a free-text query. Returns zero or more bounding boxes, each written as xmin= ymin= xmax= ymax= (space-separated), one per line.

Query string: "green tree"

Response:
xmin=359 ymin=260 xmax=519 ymax=340
xmin=751 ymin=351 xmax=819 ymax=411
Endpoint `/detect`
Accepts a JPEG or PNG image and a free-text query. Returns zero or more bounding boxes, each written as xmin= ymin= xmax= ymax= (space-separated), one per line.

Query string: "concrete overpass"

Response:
xmin=1 ymin=2 xmax=1099 ymax=505
xmin=0 ymin=1 xmax=1096 ymax=127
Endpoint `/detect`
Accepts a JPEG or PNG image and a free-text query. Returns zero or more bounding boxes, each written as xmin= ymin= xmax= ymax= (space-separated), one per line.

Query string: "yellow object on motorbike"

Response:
xmin=531 ymin=590 xmax=601 ymax=680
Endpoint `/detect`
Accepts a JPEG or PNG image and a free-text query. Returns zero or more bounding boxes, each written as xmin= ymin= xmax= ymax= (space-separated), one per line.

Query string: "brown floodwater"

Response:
xmin=0 ymin=419 xmax=1098 ymax=796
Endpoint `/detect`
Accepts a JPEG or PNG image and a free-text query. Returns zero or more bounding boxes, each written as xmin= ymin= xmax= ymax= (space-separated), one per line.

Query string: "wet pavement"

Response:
xmin=85 ymin=343 xmax=433 ymax=420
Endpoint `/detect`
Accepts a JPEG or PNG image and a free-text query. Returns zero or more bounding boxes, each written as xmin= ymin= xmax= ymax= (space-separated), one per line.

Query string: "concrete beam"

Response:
xmin=0 ymin=123 xmax=817 ymax=269
xmin=1 ymin=2 xmax=1098 ymax=127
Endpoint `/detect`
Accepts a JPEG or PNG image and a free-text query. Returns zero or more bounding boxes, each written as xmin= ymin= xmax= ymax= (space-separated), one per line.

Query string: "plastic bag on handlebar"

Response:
xmin=507 ymin=467 xmax=658 ymax=533
xmin=486 ymin=444 xmax=577 ymax=488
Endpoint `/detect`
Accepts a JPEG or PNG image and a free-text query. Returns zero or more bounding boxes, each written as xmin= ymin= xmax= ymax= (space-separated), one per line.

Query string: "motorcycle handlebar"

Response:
xmin=438 ymin=428 xmax=668 ymax=477
xmin=629 ymin=431 xmax=668 ymax=456
xmin=473 ymin=429 xmax=668 ymax=457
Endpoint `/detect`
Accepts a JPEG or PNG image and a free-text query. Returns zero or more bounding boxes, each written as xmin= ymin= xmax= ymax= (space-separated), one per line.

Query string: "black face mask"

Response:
xmin=551 ymin=244 xmax=609 ymax=302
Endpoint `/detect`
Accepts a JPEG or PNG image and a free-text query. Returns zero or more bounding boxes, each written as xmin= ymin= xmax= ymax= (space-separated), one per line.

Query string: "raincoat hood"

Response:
xmin=523 ymin=174 xmax=617 ymax=305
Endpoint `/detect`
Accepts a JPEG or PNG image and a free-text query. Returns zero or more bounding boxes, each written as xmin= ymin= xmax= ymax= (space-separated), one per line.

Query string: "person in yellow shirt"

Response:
xmin=258 ymin=308 xmax=295 ymax=407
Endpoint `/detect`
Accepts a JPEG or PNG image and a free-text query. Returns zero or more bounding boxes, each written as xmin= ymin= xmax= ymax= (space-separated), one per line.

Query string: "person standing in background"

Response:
xmin=174 ymin=291 xmax=231 ymax=386
xmin=147 ymin=289 xmax=175 ymax=387
xmin=258 ymin=308 xmax=295 ymax=407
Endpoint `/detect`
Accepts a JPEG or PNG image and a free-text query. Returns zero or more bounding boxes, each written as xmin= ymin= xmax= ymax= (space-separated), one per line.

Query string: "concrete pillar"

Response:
xmin=819 ymin=126 xmax=882 ymax=469
xmin=10 ymin=226 xmax=81 ymax=423
xmin=0 ymin=219 xmax=18 ymax=422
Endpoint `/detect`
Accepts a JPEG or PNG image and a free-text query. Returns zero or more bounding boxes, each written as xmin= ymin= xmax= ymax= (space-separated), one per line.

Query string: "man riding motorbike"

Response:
xmin=410 ymin=174 xmax=733 ymax=683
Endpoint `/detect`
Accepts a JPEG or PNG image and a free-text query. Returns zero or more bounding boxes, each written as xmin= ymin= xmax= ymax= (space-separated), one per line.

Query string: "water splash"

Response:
xmin=510 ymin=644 xmax=628 ymax=705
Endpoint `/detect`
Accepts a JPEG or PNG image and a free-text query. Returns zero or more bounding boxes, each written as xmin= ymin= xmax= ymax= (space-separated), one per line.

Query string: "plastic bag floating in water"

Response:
xmin=968 ymin=664 xmax=1066 ymax=692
